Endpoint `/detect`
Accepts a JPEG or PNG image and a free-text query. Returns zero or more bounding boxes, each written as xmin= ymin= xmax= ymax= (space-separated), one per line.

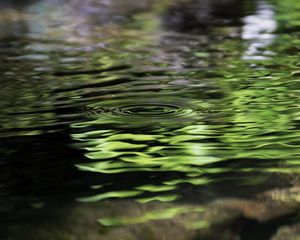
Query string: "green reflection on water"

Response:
xmin=136 ymin=194 xmax=178 ymax=203
xmin=136 ymin=184 xmax=176 ymax=192
xmin=77 ymin=190 xmax=143 ymax=202
xmin=64 ymin=0 xmax=300 ymax=210
xmin=3 ymin=0 xmax=300 ymax=227
xmin=98 ymin=206 xmax=205 ymax=226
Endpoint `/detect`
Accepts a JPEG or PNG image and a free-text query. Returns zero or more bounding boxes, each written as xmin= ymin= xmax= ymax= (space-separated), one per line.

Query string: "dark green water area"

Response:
xmin=2 ymin=0 xmax=300 ymax=239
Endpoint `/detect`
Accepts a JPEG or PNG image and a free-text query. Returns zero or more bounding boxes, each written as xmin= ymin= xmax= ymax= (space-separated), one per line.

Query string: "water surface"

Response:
xmin=1 ymin=0 xmax=300 ymax=239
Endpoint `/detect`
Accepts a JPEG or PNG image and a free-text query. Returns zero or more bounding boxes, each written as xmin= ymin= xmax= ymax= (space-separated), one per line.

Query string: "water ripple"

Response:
xmin=84 ymin=103 xmax=196 ymax=120
xmin=3 ymin=0 xmax=300 ymax=228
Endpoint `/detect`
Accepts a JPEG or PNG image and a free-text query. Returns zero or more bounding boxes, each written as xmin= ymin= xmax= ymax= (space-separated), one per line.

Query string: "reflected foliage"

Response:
xmin=2 ymin=0 xmax=300 ymax=239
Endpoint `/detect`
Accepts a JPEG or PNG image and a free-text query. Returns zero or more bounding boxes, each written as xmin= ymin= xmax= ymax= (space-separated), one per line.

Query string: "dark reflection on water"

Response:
xmin=1 ymin=0 xmax=300 ymax=239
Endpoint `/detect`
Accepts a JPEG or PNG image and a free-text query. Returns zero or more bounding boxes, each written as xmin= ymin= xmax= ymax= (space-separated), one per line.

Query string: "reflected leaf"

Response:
xmin=87 ymin=141 xmax=147 ymax=151
xmin=98 ymin=206 xmax=204 ymax=226
xmin=136 ymin=184 xmax=176 ymax=192
xmin=163 ymin=177 xmax=211 ymax=186
xmin=107 ymin=133 xmax=161 ymax=141
xmin=77 ymin=190 xmax=142 ymax=202
xmin=136 ymin=195 xmax=178 ymax=203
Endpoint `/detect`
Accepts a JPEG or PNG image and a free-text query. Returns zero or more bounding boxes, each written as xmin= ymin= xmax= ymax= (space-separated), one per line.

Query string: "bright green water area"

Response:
xmin=1 ymin=0 xmax=300 ymax=239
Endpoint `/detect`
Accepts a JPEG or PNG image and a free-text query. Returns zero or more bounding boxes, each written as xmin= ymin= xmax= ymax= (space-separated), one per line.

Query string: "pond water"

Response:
xmin=1 ymin=0 xmax=300 ymax=239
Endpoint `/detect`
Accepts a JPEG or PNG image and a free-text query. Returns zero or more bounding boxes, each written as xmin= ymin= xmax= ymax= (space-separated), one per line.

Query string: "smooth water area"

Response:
xmin=1 ymin=0 xmax=300 ymax=239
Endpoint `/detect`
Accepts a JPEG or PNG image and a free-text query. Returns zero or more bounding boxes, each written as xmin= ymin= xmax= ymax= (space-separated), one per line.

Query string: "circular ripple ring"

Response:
xmin=84 ymin=103 xmax=195 ymax=119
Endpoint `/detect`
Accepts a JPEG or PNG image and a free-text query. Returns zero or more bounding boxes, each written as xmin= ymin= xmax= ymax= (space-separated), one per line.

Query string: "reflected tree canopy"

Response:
xmin=2 ymin=0 xmax=300 ymax=240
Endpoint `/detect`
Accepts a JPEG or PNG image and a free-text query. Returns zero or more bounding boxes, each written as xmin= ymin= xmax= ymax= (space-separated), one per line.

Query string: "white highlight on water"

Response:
xmin=242 ymin=1 xmax=277 ymax=60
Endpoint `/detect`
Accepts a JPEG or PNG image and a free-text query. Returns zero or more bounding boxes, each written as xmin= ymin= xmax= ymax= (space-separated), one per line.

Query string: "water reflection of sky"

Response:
xmin=242 ymin=1 xmax=277 ymax=60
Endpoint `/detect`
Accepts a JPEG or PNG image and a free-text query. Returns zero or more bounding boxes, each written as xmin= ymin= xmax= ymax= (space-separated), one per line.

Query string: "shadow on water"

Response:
xmin=163 ymin=0 xmax=255 ymax=32
xmin=2 ymin=0 xmax=300 ymax=239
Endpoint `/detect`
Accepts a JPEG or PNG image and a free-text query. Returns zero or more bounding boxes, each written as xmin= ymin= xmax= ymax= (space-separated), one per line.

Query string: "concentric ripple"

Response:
xmin=83 ymin=102 xmax=199 ymax=121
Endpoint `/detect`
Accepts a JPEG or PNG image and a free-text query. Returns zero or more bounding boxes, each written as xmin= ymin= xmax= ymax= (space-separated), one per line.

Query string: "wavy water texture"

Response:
xmin=2 ymin=0 xmax=300 ymax=239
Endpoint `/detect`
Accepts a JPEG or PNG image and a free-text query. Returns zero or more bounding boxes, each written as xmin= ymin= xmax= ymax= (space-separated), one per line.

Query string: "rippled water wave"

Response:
xmin=2 ymin=0 xmax=300 ymax=239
